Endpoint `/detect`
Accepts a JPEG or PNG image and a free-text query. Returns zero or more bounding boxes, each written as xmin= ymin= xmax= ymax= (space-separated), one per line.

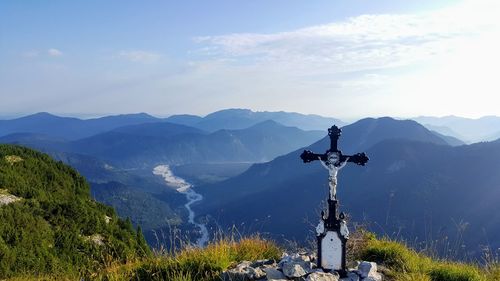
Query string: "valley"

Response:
xmin=3 ymin=2 xmax=498 ymax=278
xmin=1 ymin=109 xmax=500 ymax=260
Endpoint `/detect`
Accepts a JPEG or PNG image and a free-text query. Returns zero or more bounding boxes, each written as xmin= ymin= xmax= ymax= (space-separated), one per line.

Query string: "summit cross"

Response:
xmin=300 ymin=125 xmax=369 ymax=200
xmin=299 ymin=125 xmax=369 ymax=275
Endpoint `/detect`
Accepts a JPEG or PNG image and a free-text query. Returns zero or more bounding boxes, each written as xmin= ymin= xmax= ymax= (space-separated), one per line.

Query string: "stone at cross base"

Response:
xmin=300 ymin=125 xmax=369 ymax=277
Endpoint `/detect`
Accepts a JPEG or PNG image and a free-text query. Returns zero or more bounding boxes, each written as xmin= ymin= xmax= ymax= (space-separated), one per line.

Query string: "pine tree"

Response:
xmin=136 ymin=225 xmax=152 ymax=257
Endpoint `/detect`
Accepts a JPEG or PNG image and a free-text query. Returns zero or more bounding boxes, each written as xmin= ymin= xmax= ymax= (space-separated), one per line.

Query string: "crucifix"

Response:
xmin=300 ymin=125 xmax=368 ymax=276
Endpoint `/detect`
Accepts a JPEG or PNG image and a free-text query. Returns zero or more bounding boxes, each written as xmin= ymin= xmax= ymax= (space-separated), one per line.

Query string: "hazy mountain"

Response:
xmin=430 ymin=131 xmax=466 ymax=146
xmin=0 ymin=109 xmax=340 ymax=140
xmin=195 ymin=117 xmax=497 ymax=256
xmin=0 ymin=132 xmax=70 ymax=152
xmin=0 ymin=112 xmax=160 ymax=140
xmin=164 ymin=114 xmax=203 ymax=126
xmin=413 ymin=115 xmax=500 ymax=143
xmin=198 ymin=138 xmax=500 ymax=257
xmin=63 ymin=120 xmax=324 ymax=168
xmin=167 ymin=108 xmax=345 ymax=132
xmin=112 ymin=121 xmax=206 ymax=138
xmin=198 ymin=117 xmax=450 ymax=209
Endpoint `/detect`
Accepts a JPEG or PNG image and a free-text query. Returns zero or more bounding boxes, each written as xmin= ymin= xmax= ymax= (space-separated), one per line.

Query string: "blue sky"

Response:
xmin=0 ymin=0 xmax=498 ymax=119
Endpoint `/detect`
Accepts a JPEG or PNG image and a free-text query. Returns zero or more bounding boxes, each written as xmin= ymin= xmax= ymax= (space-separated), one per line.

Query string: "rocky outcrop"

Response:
xmin=4 ymin=155 xmax=23 ymax=165
xmin=222 ymin=253 xmax=384 ymax=281
xmin=0 ymin=189 xmax=21 ymax=206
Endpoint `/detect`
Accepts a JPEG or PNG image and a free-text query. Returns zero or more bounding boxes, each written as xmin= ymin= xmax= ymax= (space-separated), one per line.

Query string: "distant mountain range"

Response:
xmin=166 ymin=108 xmax=346 ymax=132
xmin=0 ymin=112 xmax=158 ymax=140
xmin=413 ymin=115 xmax=500 ymax=143
xmin=0 ymin=109 xmax=337 ymax=245
xmin=1 ymin=120 xmax=324 ymax=168
xmin=196 ymin=117 xmax=500 ymax=257
xmin=0 ymin=109 xmax=343 ymax=140
xmin=2 ymin=110 xmax=500 ymax=256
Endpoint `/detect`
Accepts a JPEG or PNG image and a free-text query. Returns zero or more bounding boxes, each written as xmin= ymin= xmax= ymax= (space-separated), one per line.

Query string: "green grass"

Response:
xmin=0 ymin=145 xmax=151 ymax=279
xmin=5 ymin=231 xmax=500 ymax=281
xmin=356 ymin=232 xmax=495 ymax=281
xmin=94 ymin=236 xmax=281 ymax=281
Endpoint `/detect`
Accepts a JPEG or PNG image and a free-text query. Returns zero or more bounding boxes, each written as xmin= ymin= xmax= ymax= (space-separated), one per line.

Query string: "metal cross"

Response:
xmin=300 ymin=125 xmax=369 ymax=167
xmin=300 ymin=125 xmax=369 ymax=276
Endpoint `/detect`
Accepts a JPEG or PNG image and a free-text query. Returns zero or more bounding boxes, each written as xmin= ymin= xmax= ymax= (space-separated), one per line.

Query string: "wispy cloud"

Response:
xmin=194 ymin=0 xmax=497 ymax=74
xmin=4 ymin=0 xmax=499 ymax=118
xmin=115 ymin=50 xmax=162 ymax=63
xmin=21 ymin=48 xmax=63 ymax=58
xmin=47 ymin=48 xmax=63 ymax=57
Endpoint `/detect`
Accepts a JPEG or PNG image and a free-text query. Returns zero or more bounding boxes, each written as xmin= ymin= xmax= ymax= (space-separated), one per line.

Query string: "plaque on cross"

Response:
xmin=300 ymin=125 xmax=369 ymax=276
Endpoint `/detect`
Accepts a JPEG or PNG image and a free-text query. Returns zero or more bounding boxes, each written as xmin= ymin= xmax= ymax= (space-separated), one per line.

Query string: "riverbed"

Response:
xmin=153 ymin=164 xmax=209 ymax=247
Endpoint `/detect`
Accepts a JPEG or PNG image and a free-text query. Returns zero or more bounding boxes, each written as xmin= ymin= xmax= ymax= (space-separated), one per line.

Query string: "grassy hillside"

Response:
xmin=0 ymin=144 xmax=150 ymax=278
xmin=7 ymin=232 xmax=499 ymax=281
xmin=1 ymin=143 xmax=499 ymax=281
xmin=354 ymin=231 xmax=500 ymax=281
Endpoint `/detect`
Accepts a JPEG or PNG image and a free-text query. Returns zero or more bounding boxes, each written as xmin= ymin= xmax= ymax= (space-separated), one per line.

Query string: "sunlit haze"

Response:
xmin=1 ymin=0 xmax=498 ymax=119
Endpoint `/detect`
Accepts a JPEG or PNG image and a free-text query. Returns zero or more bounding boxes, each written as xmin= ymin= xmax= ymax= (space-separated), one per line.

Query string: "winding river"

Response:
xmin=153 ymin=165 xmax=209 ymax=247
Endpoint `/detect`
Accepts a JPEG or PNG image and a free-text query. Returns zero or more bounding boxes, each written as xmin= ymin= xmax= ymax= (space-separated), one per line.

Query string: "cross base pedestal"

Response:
xmin=316 ymin=199 xmax=348 ymax=278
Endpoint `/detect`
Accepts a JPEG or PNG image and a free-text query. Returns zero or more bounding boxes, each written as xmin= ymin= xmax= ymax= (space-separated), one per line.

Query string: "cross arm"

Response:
xmin=300 ymin=150 xmax=327 ymax=163
xmin=344 ymin=152 xmax=369 ymax=166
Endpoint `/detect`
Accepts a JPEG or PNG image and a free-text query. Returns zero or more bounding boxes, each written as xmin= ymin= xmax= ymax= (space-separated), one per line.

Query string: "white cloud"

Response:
xmin=195 ymin=0 xmax=498 ymax=75
xmin=184 ymin=0 xmax=500 ymax=118
xmin=47 ymin=48 xmax=63 ymax=57
xmin=4 ymin=0 xmax=499 ymax=119
xmin=115 ymin=50 xmax=162 ymax=63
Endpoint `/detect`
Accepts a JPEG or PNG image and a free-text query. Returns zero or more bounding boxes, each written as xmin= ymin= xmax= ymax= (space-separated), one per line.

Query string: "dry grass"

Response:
xmin=92 ymin=236 xmax=281 ymax=281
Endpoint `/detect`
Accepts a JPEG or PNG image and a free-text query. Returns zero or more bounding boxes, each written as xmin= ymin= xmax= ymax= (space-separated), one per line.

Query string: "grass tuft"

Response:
xmin=356 ymin=232 xmax=488 ymax=281
xmin=360 ymin=237 xmax=432 ymax=273
xmin=428 ymin=263 xmax=484 ymax=281
xmin=94 ymin=236 xmax=281 ymax=281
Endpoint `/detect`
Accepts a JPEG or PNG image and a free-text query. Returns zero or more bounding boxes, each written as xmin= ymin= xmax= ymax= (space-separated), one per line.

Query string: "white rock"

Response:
xmin=88 ymin=234 xmax=105 ymax=246
xmin=263 ymin=268 xmax=287 ymax=281
xmin=357 ymin=261 xmax=377 ymax=279
xmin=223 ymin=261 xmax=260 ymax=281
xmin=282 ymin=262 xmax=310 ymax=278
xmin=278 ymin=254 xmax=292 ymax=268
xmin=0 ymin=190 xmax=21 ymax=206
xmin=306 ymin=271 xmax=340 ymax=281
xmin=363 ymin=272 xmax=383 ymax=281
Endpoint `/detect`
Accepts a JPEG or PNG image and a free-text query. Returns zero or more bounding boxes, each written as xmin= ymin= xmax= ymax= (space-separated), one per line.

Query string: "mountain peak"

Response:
xmin=204 ymin=108 xmax=254 ymax=119
xmin=247 ymin=119 xmax=284 ymax=130
xmin=23 ymin=112 xmax=60 ymax=119
xmin=92 ymin=112 xmax=158 ymax=121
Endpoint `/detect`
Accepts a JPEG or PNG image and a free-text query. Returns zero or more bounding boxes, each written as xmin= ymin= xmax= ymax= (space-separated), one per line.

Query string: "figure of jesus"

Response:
xmin=318 ymin=151 xmax=349 ymax=200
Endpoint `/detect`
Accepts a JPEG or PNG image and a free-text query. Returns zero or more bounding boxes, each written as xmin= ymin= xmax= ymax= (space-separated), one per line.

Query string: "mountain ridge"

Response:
xmin=195 ymin=117 xmax=500 ymax=256
xmin=0 ymin=144 xmax=150 ymax=277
